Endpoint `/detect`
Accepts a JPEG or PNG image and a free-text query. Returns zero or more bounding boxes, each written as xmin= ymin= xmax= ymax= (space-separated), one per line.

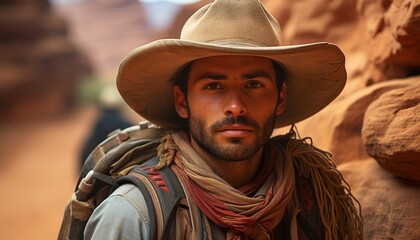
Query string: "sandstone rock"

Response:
xmin=292 ymin=79 xmax=414 ymax=165
xmin=362 ymin=78 xmax=420 ymax=180
xmin=273 ymin=0 xmax=358 ymax=46
xmin=339 ymin=159 xmax=420 ymax=239
xmin=349 ymin=0 xmax=420 ymax=88
xmin=55 ymin=0 xmax=152 ymax=76
xmin=0 ymin=1 xmax=91 ymax=122
xmin=263 ymin=0 xmax=420 ymax=93
xmin=358 ymin=0 xmax=420 ymax=69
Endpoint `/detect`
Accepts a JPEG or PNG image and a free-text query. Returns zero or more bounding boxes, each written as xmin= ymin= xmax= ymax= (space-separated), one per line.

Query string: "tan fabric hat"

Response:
xmin=117 ymin=0 xmax=346 ymax=128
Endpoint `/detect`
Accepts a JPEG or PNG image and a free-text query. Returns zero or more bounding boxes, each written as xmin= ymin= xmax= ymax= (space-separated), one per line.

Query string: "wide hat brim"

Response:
xmin=117 ymin=39 xmax=346 ymax=128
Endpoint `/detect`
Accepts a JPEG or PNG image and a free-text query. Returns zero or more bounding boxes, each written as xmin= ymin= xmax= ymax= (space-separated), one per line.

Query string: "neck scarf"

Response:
xmin=156 ymin=128 xmax=364 ymax=240
xmin=158 ymin=132 xmax=295 ymax=239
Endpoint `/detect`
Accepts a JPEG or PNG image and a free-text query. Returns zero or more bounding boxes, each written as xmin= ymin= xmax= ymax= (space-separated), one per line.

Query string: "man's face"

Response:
xmin=174 ymin=55 xmax=286 ymax=161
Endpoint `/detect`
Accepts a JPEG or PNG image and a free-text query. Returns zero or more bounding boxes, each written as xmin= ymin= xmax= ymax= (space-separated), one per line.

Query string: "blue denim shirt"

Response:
xmin=84 ymin=184 xmax=150 ymax=239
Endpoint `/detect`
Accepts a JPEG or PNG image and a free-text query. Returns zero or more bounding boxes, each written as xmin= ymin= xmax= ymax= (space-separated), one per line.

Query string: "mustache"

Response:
xmin=210 ymin=116 xmax=259 ymax=132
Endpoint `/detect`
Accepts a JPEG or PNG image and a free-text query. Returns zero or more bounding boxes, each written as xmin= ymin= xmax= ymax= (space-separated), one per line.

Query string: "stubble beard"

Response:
xmin=188 ymin=114 xmax=276 ymax=162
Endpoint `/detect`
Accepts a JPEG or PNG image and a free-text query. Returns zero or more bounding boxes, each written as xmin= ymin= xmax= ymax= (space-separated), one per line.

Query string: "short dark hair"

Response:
xmin=172 ymin=60 xmax=286 ymax=94
xmin=272 ymin=61 xmax=286 ymax=92
xmin=171 ymin=62 xmax=192 ymax=94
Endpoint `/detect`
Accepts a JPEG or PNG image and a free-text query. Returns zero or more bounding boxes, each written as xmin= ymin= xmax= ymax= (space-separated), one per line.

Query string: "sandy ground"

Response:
xmin=0 ymin=106 xmax=97 ymax=240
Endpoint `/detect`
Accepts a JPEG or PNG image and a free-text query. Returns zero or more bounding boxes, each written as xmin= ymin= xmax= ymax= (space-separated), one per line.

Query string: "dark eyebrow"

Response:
xmin=242 ymin=71 xmax=272 ymax=80
xmin=194 ymin=72 xmax=227 ymax=82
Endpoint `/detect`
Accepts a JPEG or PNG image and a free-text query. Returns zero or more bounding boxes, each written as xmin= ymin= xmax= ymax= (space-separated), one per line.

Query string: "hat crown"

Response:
xmin=180 ymin=0 xmax=281 ymax=47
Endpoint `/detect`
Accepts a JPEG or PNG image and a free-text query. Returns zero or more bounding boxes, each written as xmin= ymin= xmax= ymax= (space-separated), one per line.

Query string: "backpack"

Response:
xmin=58 ymin=121 xmax=190 ymax=240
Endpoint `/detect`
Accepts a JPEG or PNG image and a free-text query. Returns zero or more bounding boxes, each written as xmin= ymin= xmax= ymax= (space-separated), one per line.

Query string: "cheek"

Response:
xmin=188 ymin=91 xmax=223 ymax=112
xmin=187 ymin=96 xmax=221 ymax=123
xmin=249 ymin=93 xmax=279 ymax=114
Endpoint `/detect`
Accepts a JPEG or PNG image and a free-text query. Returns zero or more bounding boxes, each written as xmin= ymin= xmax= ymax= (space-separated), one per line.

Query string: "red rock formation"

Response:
xmin=54 ymin=0 xmax=153 ymax=75
xmin=0 ymin=0 xmax=91 ymax=122
xmin=262 ymin=0 xmax=420 ymax=92
xmin=339 ymin=159 xmax=420 ymax=239
xmin=296 ymin=80 xmax=415 ymax=165
xmin=358 ymin=0 xmax=420 ymax=78
xmin=362 ymin=78 xmax=420 ymax=181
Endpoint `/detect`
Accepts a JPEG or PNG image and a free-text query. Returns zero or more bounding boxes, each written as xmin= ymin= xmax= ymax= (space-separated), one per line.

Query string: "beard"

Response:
xmin=188 ymin=113 xmax=276 ymax=162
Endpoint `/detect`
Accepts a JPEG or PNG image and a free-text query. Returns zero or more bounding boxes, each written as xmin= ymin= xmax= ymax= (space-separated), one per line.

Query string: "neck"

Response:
xmin=190 ymin=140 xmax=264 ymax=189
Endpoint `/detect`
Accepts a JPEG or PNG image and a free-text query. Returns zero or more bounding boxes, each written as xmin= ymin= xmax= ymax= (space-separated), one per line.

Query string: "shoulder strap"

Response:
xmin=77 ymin=122 xmax=164 ymax=189
xmin=294 ymin=174 xmax=324 ymax=240
xmin=272 ymin=170 xmax=324 ymax=239
xmin=117 ymin=156 xmax=186 ymax=240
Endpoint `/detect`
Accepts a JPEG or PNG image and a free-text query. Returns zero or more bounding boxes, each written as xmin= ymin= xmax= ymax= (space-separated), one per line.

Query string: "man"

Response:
xmin=85 ymin=0 xmax=363 ymax=239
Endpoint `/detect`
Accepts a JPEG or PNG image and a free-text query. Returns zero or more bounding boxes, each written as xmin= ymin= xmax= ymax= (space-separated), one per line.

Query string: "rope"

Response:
xmin=155 ymin=132 xmax=178 ymax=170
xmin=273 ymin=125 xmax=363 ymax=240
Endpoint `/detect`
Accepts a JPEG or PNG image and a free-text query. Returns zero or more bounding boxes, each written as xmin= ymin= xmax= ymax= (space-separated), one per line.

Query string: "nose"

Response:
xmin=223 ymin=91 xmax=247 ymax=117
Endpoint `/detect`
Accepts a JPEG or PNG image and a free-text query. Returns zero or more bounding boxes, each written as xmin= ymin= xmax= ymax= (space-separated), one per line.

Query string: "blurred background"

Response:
xmin=0 ymin=0 xmax=419 ymax=239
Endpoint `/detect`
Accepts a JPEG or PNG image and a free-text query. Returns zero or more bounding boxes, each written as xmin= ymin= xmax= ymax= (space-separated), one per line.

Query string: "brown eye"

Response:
xmin=246 ymin=81 xmax=263 ymax=89
xmin=204 ymin=82 xmax=223 ymax=90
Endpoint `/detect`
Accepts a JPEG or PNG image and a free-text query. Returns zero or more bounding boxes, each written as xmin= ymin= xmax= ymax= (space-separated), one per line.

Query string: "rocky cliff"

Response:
xmin=0 ymin=0 xmax=92 ymax=122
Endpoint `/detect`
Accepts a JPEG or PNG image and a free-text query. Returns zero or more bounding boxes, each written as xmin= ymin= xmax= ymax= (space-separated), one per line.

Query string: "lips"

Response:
xmin=217 ymin=124 xmax=253 ymax=138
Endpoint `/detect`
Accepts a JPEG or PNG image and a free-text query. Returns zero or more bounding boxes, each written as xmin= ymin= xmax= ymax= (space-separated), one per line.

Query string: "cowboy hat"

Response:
xmin=117 ymin=0 xmax=346 ymax=128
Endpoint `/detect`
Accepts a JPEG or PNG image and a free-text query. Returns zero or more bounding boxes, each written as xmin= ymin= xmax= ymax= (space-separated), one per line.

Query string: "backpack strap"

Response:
xmin=117 ymin=156 xmax=187 ymax=240
xmin=272 ymin=176 xmax=325 ymax=240
xmin=77 ymin=121 xmax=163 ymax=189
xmin=293 ymin=175 xmax=324 ymax=240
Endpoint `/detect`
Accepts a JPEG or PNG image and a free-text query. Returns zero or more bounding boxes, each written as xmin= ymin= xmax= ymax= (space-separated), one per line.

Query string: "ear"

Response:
xmin=275 ymin=82 xmax=287 ymax=115
xmin=174 ymin=86 xmax=188 ymax=118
